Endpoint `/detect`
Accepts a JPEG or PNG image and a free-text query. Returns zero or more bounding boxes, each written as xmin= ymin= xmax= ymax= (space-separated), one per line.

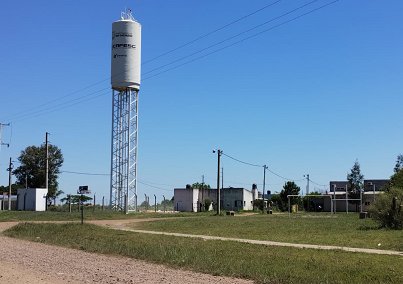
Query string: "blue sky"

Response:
xmin=0 ymin=0 xmax=402 ymax=203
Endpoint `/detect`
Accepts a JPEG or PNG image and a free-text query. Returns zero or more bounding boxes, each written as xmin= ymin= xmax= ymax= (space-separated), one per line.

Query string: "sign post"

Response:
xmin=77 ymin=186 xmax=91 ymax=224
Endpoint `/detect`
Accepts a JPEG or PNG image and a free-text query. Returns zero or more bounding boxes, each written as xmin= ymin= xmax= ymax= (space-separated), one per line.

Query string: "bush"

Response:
xmin=369 ymin=188 xmax=403 ymax=229
xmin=204 ymin=198 xmax=212 ymax=211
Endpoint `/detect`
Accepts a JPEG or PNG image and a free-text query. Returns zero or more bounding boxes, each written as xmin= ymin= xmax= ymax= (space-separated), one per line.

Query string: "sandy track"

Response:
xmin=0 ymin=222 xmax=252 ymax=284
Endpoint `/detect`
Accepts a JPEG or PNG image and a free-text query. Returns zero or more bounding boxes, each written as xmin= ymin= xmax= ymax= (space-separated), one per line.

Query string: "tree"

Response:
xmin=13 ymin=144 xmax=64 ymax=200
xmin=204 ymin=198 xmax=212 ymax=211
xmin=369 ymin=183 xmax=402 ymax=230
xmin=160 ymin=196 xmax=174 ymax=210
xmin=394 ymin=154 xmax=403 ymax=174
xmin=0 ymin=183 xmax=24 ymax=195
xmin=60 ymin=194 xmax=92 ymax=205
xmin=347 ymin=160 xmax=364 ymax=208
xmin=192 ymin=182 xmax=211 ymax=190
xmin=270 ymin=194 xmax=284 ymax=211
xmin=383 ymin=168 xmax=403 ymax=192
xmin=279 ymin=181 xmax=301 ymax=211
xmin=303 ymin=191 xmax=324 ymax=211
xmin=140 ymin=200 xmax=150 ymax=208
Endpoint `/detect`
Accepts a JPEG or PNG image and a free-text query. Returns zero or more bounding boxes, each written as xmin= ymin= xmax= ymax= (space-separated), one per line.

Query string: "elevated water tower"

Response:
xmin=110 ymin=9 xmax=142 ymax=212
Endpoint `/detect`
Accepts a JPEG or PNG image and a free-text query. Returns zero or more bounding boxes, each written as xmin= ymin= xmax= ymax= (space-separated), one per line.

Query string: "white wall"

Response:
xmin=192 ymin=188 xmax=199 ymax=212
xmin=243 ymin=189 xmax=254 ymax=210
xmin=174 ymin=188 xmax=199 ymax=212
xmin=17 ymin=188 xmax=47 ymax=211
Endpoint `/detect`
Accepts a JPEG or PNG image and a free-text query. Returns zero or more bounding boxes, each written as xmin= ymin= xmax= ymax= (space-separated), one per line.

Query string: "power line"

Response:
xmin=266 ymin=168 xmax=305 ymax=182
xmin=9 ymin=90 xmax=110 ymax=123
xmin=61 ymin=170 xmax=173 ymax=192
xmin=143 ymin=0 xmax=339 ymax=81
xmin=225 ymin=180 xmax=284 ymax=187
xmin=61 ymin=170 xmax=109 ymax=176
xmin=222 ymin=151 xmax=307 ymax=182
xmin=222 ymin=152 xmax=262 ymax=167
xmin=1 ymin=1 xmax=282 ymax=122
xmin=137 ymin=181 xmax=172 ymax=192
xmin=309 ymin=179 xmax=327 ymax=187
xmin=142 ymin=0 xmax=322 ymax=77
xmin=138 ymin=179 xmax=175 ymax=187
xmin=2 ymin=0 xmax=339 ymax=123
xmin=7 ymin=87 xmax=110 ymax=123
xmin=142 ymin=0 xmax=283 ymax=65
xmin=221 ymin=151 xmax=305 ymax=183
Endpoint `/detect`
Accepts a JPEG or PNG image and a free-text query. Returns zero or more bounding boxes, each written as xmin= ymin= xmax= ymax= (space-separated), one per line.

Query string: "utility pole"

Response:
xmin=7 ymin=157 xmax=13 ymax=210
xmin=45 ymin=132 xmax=49 ymax=191
xmin=213 ymin=149 xmax=222 ymax=215
xmin=154 ymin=194 xmax=156 ymax=212
xmin=221 ymin=167 xmax=224 ymax=189
xmin=201 ymin=174 xmax=205 ymax=211
xmin=263 ymin=165 xmax=268 ymax=213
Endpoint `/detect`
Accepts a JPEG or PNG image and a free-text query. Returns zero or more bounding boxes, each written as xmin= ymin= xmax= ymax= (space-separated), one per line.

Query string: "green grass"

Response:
xmin=4 ymin=223 xmax=402 ymax=284
xmin=134 ymin=213 xmax=403 ymax=251
xmin=0 ymin=209 xmax=212 ymax=222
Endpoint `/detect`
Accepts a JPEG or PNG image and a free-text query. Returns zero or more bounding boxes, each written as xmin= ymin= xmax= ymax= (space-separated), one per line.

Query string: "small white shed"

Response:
xmin=17 ymin=188 xmax=48 ymax=211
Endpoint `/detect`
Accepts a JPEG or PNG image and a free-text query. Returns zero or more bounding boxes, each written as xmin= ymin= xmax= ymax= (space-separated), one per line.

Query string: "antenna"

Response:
xmin=121 ymin=8 xmax=135 ymax=21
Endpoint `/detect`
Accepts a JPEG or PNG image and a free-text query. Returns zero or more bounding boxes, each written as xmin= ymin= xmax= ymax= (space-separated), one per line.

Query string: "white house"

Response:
xmin=174 ymin=185 xmax=256 ymax=212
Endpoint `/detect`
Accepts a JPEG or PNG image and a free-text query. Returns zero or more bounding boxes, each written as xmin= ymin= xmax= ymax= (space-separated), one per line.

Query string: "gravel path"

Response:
xmin=0 ymin=222 xmax=252 ymax=284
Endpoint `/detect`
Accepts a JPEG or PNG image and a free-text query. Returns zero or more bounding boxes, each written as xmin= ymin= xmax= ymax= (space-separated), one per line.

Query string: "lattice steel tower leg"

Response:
xmin=110 ymin=89 xmax=138 ymax=213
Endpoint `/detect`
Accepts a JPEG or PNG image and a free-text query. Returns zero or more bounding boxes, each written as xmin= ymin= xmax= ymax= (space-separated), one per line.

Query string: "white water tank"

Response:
xmin=111 ymin=13 xmax=141 ymax=91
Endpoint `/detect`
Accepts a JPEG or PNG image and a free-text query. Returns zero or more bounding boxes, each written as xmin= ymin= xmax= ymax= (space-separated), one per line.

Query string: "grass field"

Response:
xmin=3 ymin=223 xmax=402 ymax=284
xmin=134 ymin=213 xmax=403 ymax=251
xmin=0 ymin=210 xmax=210 ymax=222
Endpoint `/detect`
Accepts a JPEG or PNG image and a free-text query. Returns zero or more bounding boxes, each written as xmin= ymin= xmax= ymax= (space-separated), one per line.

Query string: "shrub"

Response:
xmin=204 ymin=198 xmax=212 ymax=211
xmin=369 ymin=188 xmax=403 ymax=229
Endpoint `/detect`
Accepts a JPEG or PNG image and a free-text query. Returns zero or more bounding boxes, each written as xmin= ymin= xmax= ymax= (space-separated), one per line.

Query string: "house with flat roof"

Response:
xmin=174 ymin=185 xmax=258 ymax=212
xmin=324 ymin=179 xmax=389 ymax=212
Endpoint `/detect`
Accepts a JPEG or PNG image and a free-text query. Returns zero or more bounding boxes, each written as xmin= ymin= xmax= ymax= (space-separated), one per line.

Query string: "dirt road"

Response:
xmin=0 ymin=222 xmax=252 ymax=284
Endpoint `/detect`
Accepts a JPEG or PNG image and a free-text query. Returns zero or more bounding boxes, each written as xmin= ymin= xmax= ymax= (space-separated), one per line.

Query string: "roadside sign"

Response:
xmin=77 ymin=186 xmax=90 ymax=195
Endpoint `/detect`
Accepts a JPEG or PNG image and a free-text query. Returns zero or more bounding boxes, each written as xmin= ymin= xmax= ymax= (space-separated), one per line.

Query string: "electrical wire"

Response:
xmin=143 ymin=0 xmax=339 ymax=81
xmin=2 ymin=1 xmax=339 ymax=124
xmin=221 ymin=151 xmax=305 ymax=182
xmin=62 ymin=170 xmax=109 ymax=176
xmin=142 ymin=0 xmax=322 ymax=77
xmin=61 ymin=170 xmax=173 ymax=192
xmin=222 ymin=152 xmax=262 ymax=167
xmin=309 ymin=179 xmax=327 ymax=187
xmin=142 ymin=0 xmax=283 ymax=65
xmin=267 ymin=168 xmax=305 ymax=182
xmin=1 ymin=1 xmax=283 ymax=122
xmin=137 ymin=180 xmax=172 ymax=192
xmin=137 ymin=179 xmax=176 ymax=187
xmin=8 ymin=87 xmax=110 ymax=123
xmin=225 ymin=180 xmax=284 ymax=187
